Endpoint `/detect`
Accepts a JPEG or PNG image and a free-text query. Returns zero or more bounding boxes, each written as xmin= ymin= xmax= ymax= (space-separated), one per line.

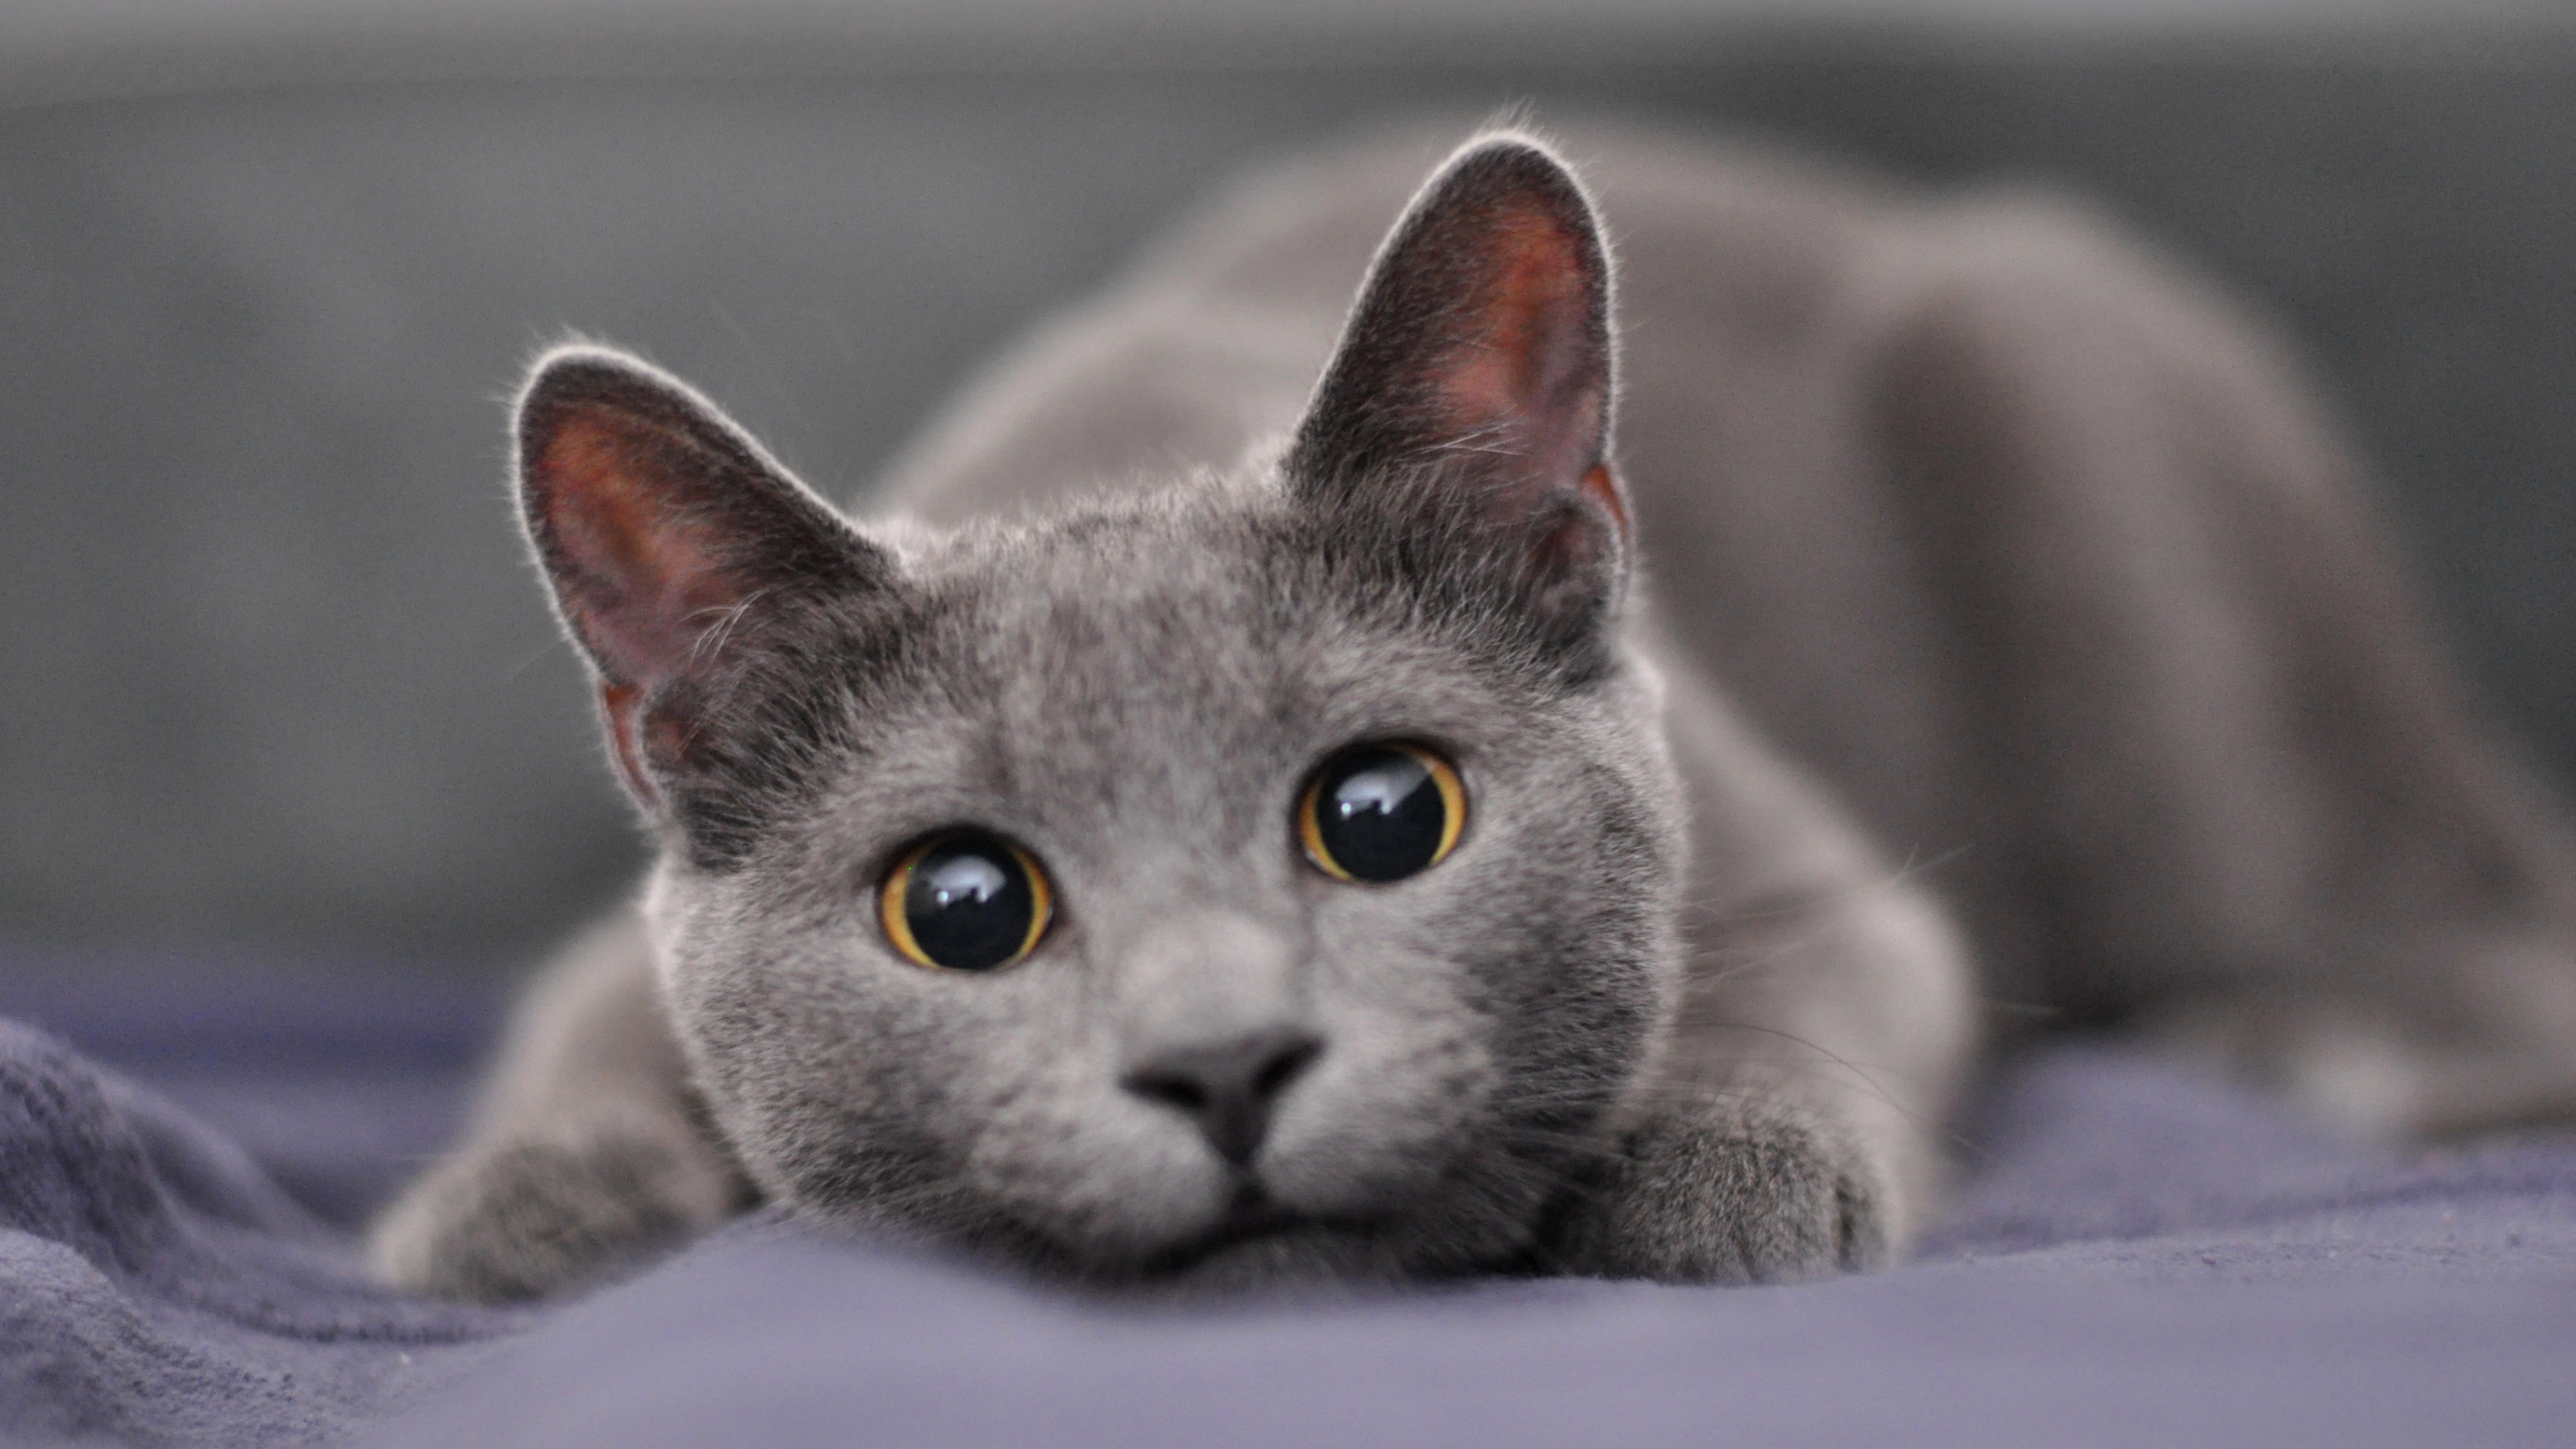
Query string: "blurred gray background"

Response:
xmin=7 ymin=1 xmax=2576 ymax=974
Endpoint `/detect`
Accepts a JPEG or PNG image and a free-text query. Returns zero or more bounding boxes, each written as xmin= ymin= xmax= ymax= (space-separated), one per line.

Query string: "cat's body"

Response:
xmin=373 ymin=125 xmax=2576 ymax=1302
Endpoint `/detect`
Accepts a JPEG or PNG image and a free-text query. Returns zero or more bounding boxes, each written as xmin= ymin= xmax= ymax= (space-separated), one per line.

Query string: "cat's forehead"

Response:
xmin=970 ymin=499 xmax=1294 ymax=684
xmin=943 ymin=496 xmax=1420 ymax=716
xmin=871 ymin=488 xmax=1521 ymax=811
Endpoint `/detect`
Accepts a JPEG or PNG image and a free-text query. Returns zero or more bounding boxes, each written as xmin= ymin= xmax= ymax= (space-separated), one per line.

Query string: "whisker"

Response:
xmin=687 ymin=588 xmax=773 ymax=665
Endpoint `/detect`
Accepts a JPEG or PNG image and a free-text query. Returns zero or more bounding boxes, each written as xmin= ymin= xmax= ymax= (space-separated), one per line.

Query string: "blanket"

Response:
xmin=3 ymin=970 xmax=2572 ymax=1448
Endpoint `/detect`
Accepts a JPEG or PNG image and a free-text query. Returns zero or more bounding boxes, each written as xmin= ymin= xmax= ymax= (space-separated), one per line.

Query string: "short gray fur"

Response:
xmin=371 ymin=123 xmax=2576 ymax=1300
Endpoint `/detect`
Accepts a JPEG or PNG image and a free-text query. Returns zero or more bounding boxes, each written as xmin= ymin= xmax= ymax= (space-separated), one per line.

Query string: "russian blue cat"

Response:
xmin=372 ymin=124 xmax=2576 ymax=1300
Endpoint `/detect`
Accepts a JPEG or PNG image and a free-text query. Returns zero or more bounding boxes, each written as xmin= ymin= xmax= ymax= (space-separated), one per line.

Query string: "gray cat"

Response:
xmin=371 ymin=123 xmax=2576 ymax=1302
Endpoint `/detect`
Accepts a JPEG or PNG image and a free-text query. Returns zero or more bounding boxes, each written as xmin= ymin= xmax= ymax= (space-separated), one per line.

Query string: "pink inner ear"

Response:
xmin=1578 ymin=462 xmax=1630 ymax=541
xmin=1435 ymin=208 xmax=1603 ymax=485
xmin=597 ymin=681 xmax=660 ymax=806
xmin=536 ymin=410 xmax=741 ymax=691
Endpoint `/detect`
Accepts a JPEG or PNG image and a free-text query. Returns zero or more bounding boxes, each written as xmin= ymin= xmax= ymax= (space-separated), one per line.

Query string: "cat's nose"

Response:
xmin=1121 ymin=1027 xmax=1323 ymax=1167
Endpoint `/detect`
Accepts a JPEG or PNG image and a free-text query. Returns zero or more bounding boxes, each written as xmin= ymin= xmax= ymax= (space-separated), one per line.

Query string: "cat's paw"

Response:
xmin=1549 ymin=1109 xmax=1890 ymax=1284
xmin=368 ymin=1122 xmax=743 ymax=1303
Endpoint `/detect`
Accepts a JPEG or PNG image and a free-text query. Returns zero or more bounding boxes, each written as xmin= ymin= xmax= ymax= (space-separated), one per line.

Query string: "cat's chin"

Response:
xmin=1020 ymin=1188 xmax=1410 ymax=1295
xmin=1111 ymin=1215 xmax=1406 ymax=1296
xmin=1072 ymin=1195 xmax=1540 ymax=1296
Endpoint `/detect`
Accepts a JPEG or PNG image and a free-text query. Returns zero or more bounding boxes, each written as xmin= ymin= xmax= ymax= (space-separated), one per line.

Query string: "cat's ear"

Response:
xmin=1286 ymin=132 xmax=1627 ymax=643
xmin=515 ymin=345 xmax=890 ymax=810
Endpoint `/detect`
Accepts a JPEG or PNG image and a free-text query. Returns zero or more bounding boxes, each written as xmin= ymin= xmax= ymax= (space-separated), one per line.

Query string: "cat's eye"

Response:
xmin=1299 ymin=743 xmax=1467 ymax=884
xmin=879 ymin=831 xmax=1053 ymax=972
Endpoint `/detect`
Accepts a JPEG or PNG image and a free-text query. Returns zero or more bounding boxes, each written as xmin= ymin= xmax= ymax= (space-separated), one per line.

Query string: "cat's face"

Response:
xmin=515 ymin=133 xmax=1684 ymax=1283
xmin=651 ymin=488 xmax=1680 ymax=1281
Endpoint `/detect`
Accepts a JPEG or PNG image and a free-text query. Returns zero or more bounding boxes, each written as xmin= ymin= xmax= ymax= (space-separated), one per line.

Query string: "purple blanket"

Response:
xmin=4 ymin=967 xmax=2572 ymax=1448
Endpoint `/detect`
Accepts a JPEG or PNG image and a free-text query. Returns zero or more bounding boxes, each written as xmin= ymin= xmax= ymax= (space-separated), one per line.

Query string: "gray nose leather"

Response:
xmin=1122 ymin=1028 xmax=1325 ymax=1167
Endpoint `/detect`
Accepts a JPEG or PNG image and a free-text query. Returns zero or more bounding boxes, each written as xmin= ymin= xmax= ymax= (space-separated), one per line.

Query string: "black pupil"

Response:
xmin=1316 ymin=748 xmax=1448 ymax=882
xmin=904 ymin=836 xmax=1033 ymax=971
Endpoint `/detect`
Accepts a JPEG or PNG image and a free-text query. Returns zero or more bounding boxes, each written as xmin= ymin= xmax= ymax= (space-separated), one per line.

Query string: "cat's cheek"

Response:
xmin=973 ymin=1119 xmax=1232 ymax=1262
xmin=1259 ymin=1005 xmax=1496 ymax=1217
xmin=651 ymin=882 xmax=963 ymax=1197
xmin=950 ymin=1020 xmax=1237 ymax=1260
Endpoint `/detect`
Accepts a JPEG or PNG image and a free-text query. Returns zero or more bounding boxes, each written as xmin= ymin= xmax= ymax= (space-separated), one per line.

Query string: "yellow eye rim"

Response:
xmin=1299 ymin=742 xmax=1467 ymax=883
xmin=878 ymin=834 xmax=1053 ymax=971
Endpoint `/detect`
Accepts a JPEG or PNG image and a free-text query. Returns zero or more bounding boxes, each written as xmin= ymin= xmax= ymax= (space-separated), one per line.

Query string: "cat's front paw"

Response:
xmin=368 ymin=1122 xmax=743 ymax=1303
xmin=1550 ymin=1109 xmax=1891 ymax=1284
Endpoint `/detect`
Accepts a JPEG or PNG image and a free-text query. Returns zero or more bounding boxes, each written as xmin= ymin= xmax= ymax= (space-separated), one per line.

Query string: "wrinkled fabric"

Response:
xmin=0 ymin=1019 xmax=520 ymax=1447
xmin=1 ymin=988 xmax=2571 ymax=1449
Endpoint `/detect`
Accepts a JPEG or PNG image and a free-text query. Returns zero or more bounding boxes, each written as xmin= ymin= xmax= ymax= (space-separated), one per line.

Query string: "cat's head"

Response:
xmin=514 ymin=133 xmax=1684 ymax=1284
